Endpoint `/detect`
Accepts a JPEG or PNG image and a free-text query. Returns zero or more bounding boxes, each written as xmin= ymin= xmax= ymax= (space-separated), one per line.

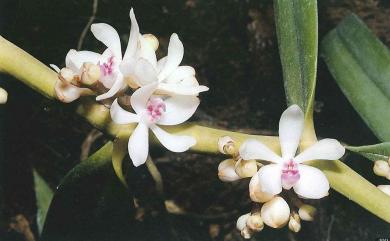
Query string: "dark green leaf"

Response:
xmin=40 ymin=142 xmax=186 ymax=241
xmin=33 ymin=169 xmax=53 ymax=234
xmin=346 ymin=143 xmax=390 ymax=161
xmin=274 ymin=0 xmax=318 ymax=115
xmin=321 ymin=14 xmax=390 ymax=141
xmin=40 ymin=142 xmax=137 ymax=241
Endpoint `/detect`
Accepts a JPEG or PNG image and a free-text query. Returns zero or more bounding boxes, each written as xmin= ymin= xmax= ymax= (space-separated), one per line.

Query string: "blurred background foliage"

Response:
xmin=0 ymin=0 xmax=389 ymax=240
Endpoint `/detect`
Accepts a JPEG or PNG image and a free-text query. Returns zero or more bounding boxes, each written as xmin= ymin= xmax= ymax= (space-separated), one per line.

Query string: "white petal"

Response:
xmin=50 ymin=64 xmax=60 ymax=73
xmin=164 ymin=66 xmax=195 ymax=84
xmin=138 ymin=36 xmax=157 ymax=68
xmin=157 ymin=96 xmax=199 ymax=125
xmin=150 ymin=125 xmax=196 ymax=152
xmin=158 ymin=33 xmax=184 ymax=81
xmin=239 ymin=139 xmax=282 ymax=163
xmin=96 ymin=74 xmax=125 ymax=101
xmin=279 ymin=104 xmax=304 ymax=159
xmin=91 ymin=23 xmax=122 ymax=59
xmin=257 ymin=164 xmax=282 ymax=196
xmin=157 ymin=57 xmax=167 ymax=72
xmin=110 ymin=99 xmax=140 ymax=124
xmin=294 ymin=139 xmax=345 ymax=163
xmin=130 ymin=82 xmax=158 ymax=114
xmin=133 ymin=58 xmax=158 ymax=86
xmin=119 ymin=58 xmax=136 ymax=78
xmin=157 ymin=83 xmax=208 ymax=96
xmin=65 ymin=49 xmax=101 ymax=73
xmin=293 ymin=165 xmax=329 ymax=199
xmin=123 ymin=8 xmax=140 ymax=60
xmin=249 ymin=171 xmax=275 ymax=203
xmin=128 ymin=122 xmax=149 ymax=167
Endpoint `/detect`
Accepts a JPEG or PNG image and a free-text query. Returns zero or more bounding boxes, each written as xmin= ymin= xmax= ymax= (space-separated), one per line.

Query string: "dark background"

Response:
xmin=0 ymin=0 xmax=389 ymax=240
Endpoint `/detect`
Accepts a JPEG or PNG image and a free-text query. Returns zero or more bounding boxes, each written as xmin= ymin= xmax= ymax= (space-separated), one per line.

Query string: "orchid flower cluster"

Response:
xmin=218 ymin=105 xmax=345 ymax=238
xmin=51 ymin=8 xmax=208 ymax=166
xmin=51 ymin=7 xmax=349 ymax=239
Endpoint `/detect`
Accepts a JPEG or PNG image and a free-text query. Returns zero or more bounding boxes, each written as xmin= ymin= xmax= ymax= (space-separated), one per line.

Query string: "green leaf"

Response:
xmin=274 ymin=0 xmax=318 ymax=115
xmin=346 ymin=143 xmax=390 ymax=161
xmin=321 ymin=14 xmax=390 ymax=142
xmin=33 ymin=169 xmax=53 ymax=234
xmin=40 ymin=142 xmax=136 ymax=241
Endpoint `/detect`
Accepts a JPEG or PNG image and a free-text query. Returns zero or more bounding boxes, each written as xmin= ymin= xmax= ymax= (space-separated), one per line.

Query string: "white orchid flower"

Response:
xmin=56 ymin=8 xmax=151 ymax=102
xmin=120 ymin=32 xmax=209 ymax=96
xmin=239 ymin=105 xmax=345 ymax=199
xmin=110 ymin=82 xmax=199 ymax=166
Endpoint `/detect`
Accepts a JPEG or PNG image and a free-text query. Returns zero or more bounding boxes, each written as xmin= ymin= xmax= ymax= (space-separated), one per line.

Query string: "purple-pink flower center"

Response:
xmin=281 ymin=159 xmax=300 ymax=190
xmin=146 ymin=98 xmax=166 ymax=123
xmin=99 ymin=56 xmax=115 ymax=76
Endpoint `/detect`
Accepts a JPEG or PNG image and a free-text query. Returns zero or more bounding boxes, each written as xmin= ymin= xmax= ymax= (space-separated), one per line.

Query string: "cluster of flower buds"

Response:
xmin=373 ymin=158 xmax=390 ymax=179
xmin=217 ymin=136 xmax=258 ymax=182
xmin=51 ymin=61 xmax=100 ymax=103
xmin=217 ymin=105 xmax=345 ymax=238
xmin=217 ymin=135 xmax=319 ymax=238
xmin=235 ymin=196 xmax=317 ymax=239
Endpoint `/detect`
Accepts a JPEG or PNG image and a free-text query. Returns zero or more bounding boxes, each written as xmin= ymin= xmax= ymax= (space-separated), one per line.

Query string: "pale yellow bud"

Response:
xmin=377 ymin=185 xmax=390 ymax=196
xmin=249 ymin=173 xmax=274 ymax=203
xmin=0 ymin=87 xmax=8 ymax=104
xmin=261 ymin=196 xmax=290 ymax=228
xmin=298 ymin=204 xmax=316 ymax=221
xmin=236 ymin=213 xmax=250 ymax=231
xmin=235 ymin=159 xmax=257 ymax=178
xmin=373 ymin=160 xmax=390 ymax=177
xmin=218 ymin=159 xmax=241 ymax=182
xmin=81 ymin=62 xmax=101 ymax=86
xmin=59 ymin=68 xmax=75 ymax=83
xmin=288 ymin=213 xmax=301 ymax=233
xmin=143 ymin=34 xmax=159 ymax=51
xmin=240 ymin=227 xmax=252 ymax=239
xmin=218 ymin=136 xmax=237 ymax=155
xmin=246 ymin=212 xmax=264 ymax=232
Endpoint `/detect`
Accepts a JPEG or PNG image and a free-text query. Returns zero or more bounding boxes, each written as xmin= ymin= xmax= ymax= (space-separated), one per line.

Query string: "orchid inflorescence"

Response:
xmin=51 ymin=8 xmax=208 ymax=166
xmin=51 ymin=7 xmax=348 ymax=239
xmin=218 ymin=105 xmax=345 ymax=238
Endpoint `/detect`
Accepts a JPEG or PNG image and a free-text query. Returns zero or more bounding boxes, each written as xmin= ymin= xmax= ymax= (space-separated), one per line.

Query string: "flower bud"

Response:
xmin=236 ymin=213 xmax=250 ymax=231
xmin=377 ymin=185 xmax=390 ymax=196
xmin=373 ymin=160 xmax=390 ymax=177
xmin=218 ymin=136 xmax=237 ymax=155
xmin=246 ymin=212 xmax=264 ymax=232
xmin=235 ymin=159 xmax=257 ymax=178
xmin=81 ymin=62 xmax=101 ymax=86
xmin=261 ymin=196 xmax=290 ymax=228
xmin=288 ymin=213 xmax=301 ymax=233
xmin=249 ymin=173 xmax=274 ymax=203
xmin=0 ymin=87 xmax=8 ymax=104
xmin=59 ymin=68 xmax=75 ymax=83
xmin=218 ymin=159 xmax=241 ymax=182
xmin=298 ymin=204 xmax=316 ymax=221
xmin=143 ymin=34 xmax=159 ymax=51
xmin=54 ymin=81 xmax=93 ymax=103
xmin=240 ymin=227 xmax=252 ymax=239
